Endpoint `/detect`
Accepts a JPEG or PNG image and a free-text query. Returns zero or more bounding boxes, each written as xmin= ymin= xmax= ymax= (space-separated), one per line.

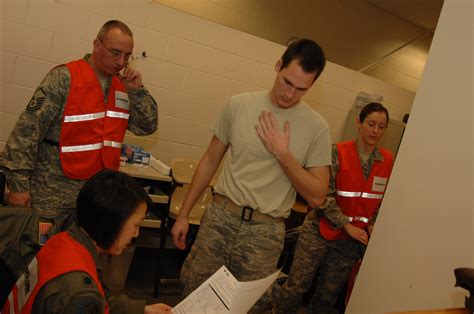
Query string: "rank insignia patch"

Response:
xmin=27 ymin=87 xmax=47 ymax=112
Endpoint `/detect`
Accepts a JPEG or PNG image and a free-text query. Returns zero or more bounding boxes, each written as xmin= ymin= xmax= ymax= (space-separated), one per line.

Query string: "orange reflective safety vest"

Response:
xmin=59 ymin=59 xmax=129 ymax=180
xmin=319 ymin=140 xmax=394 ymax=240
xmin=2 ymin=232 xmax=109 ymax=314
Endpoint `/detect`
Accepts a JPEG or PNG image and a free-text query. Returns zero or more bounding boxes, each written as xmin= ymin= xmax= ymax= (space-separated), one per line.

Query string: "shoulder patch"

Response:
xmin=69 ymin=296 xmax=103 ymax=314
xmin=85 ymin=300 xmax=102 ymax=314
xmin=27 ymin=87 xmax=47 ymax=112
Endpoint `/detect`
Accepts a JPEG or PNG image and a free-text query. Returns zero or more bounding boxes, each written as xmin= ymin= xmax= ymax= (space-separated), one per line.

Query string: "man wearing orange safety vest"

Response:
xmin=0 ymin=20 xmax=158 ymax=235
xmin=274 ymin=102 xmax=394 ymax=314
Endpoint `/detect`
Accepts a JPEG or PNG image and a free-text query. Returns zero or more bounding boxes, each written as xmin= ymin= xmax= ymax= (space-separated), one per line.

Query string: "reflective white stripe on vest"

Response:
xmin=337 ymin=190 xmax=361 ymax=197
xmin=64 ymin=112 xmax=105 ymax=123
xmin=12 ymin=257 xmax=39 ymax=312
xmin=361 ymin=192 xmax=383 ymax=199
xmin=337 ymin=190 xmax=383 ymax=199
xmin=106 ymin=111 xmax=129 ymax=120
xmin=7 ymin=291 xmax=14 ymax=314
xmin=62 ymin=143 xmax=103 ymax=153
xmin=103 ymin=140 xmax=122 ymax=148
xmin=348 ymin=216 xmax=369 ymax=223
xmin=61 ymin=141 xmax=121 ymax=153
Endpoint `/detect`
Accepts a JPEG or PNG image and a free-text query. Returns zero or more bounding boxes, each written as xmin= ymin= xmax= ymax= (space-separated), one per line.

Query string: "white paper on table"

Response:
xmin=172 ymin=265 xmax=280 ymax=313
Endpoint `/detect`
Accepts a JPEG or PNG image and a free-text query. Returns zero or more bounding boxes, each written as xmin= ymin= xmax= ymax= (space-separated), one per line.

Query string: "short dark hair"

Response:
xmin=76 ymin=169 xmax=152 ymax=249
xmin=280 ymin=38 xmax=326 ymax=80
xmin=359 ymin=102 xmax=390 ymax=123
xmin=97 ymin=20 xmax=133 ymax=41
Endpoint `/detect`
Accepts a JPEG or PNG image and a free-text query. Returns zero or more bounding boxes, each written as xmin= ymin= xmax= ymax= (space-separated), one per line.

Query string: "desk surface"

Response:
xmin=120 ymin=163 xmax=172 ymax=182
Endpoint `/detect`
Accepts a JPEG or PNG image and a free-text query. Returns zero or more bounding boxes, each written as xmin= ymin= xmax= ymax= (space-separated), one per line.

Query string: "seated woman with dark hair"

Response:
xmin=16 ymin=169 xmax=172 ymax=313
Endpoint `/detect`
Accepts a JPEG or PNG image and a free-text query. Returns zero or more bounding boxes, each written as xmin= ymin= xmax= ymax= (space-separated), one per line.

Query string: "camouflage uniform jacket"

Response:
xmin=32 ymin=223 xmax=146 ymax=314
xmin=0 ymin=54 xmax=158 ymax=215
xmin=318 ymin=139 xmax=387 ymax=228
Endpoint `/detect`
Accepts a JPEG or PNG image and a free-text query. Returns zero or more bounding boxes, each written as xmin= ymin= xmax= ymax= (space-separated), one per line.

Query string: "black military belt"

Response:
xmin=213 ymin=193 xmax=284 ymax=223
xmin=43 ymin=138 xmax=59 ymax=146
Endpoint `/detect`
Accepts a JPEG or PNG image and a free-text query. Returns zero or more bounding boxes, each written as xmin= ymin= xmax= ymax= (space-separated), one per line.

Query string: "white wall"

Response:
xmin=0 ymin=0 xmax=414 ymax=166
xmin=346 ymin=0 xmax=473 ymax=312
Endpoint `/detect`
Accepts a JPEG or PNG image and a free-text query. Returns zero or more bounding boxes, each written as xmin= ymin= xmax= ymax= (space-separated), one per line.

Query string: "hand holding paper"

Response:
xmin=173 ymin=266 xmax=280 ymax=313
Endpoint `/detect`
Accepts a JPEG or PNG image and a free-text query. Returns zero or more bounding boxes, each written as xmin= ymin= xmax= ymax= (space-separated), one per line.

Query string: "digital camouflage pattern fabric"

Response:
xmin=31 ymin=223 xmax=146 ymax=314
xmin=273 ymin=142 xmax=387 ymax=313
xmin=273 ymin=209 xmax=365 ymax=314
xmin=180 ymin=201 xmax=285 ymax=313
xmin=0 ymin=55 xmax=157 ymax=221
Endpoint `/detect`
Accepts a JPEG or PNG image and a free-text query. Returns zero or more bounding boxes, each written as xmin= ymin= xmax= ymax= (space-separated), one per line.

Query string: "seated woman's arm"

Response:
xmin=33 ymin=271 xmax=105 ymax=314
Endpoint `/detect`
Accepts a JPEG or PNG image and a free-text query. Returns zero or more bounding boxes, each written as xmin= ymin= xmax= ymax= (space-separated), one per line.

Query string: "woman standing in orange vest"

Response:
xmin=3 ymin=170 xmax=171 ymax=314
xmin=274 ymin=102 xmax=394 ymax=314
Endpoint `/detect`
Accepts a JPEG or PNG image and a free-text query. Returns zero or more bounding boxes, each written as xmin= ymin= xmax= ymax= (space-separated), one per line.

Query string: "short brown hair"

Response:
xmin=359 ymin=102 xmax=389 ymax=123
xmin=97 ymin=20 xmax=133 ymax=40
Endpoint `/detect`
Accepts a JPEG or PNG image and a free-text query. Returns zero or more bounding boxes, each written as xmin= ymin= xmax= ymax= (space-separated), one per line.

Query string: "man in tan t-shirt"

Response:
xmin=171 ymin=39 xmax=332 ymax=312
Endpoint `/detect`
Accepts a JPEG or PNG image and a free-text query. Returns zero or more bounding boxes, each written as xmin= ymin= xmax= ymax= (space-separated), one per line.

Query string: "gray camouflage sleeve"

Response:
xmin=127 ymin=87 xmax=158 ymax=136
xmin=33 ymin=271 xmax=145 ymax=313
xmin=318 ymin=144 xmax=351 ymax=228
xmin=33 ymin=272 xmax=106 ymax=314
xmin=107 ymin=293 xmax=146 ymax=314
xmin=369 ymin=205 xmax=380 ymax=226
xmin=0 ymin=67 xmax=69 ymax=193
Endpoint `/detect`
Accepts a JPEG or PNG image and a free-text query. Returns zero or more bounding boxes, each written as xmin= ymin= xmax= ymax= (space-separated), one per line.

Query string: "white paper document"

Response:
xmin=172 ymin=266 xmax=280 ymax=313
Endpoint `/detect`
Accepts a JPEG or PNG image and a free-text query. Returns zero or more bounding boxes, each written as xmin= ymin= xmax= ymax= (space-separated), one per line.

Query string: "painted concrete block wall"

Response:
xmin=0 ymin=0 xmax=415 ymax=165
xmin=153 ymin=0 xmax=435 ymax=93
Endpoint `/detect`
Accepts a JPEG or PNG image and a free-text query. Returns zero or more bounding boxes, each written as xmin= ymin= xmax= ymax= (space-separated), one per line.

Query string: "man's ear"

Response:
xmin=92 ymin=38 xmax=100 ymax=53
xmin=275 ymin=59 xmax=283 ymax=73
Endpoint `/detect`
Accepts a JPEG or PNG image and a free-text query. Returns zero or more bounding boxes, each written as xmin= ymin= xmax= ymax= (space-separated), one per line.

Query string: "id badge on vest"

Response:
xmin=115 ymin=91 xmax=129 ymax=110
xmin=372 ymin=176 xmax=388 ymax=192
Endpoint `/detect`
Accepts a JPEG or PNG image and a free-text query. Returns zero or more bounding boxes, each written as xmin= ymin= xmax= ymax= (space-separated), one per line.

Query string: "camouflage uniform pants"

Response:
xmin=30 ymin=142 xmax=85 ymax=217
xmin=29 ymin=150 xmax=84 ymax=236
xmin=273 ymin=209 xmax=364 ymax=314
xmin=180 ymin=200 xmax=286 ymax=313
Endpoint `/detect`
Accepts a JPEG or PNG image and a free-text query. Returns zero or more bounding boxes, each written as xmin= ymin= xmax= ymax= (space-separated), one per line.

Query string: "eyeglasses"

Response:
xmin=98 ymin=38 xmax=133 ymax=61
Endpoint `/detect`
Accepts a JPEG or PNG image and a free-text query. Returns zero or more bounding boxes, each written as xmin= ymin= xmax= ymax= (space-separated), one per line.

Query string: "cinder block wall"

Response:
xmin=153 ymin=0 xmax=434 ymax=93
xmin=0 ymin=0 xmax=415 ymax=165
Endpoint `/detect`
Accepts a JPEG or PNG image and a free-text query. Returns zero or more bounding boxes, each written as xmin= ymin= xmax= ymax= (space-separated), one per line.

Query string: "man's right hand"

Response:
xmin=7 ymin=191 xmax=31 ymax=207
xmin=171 ymin=215 xmax=189 ymax=250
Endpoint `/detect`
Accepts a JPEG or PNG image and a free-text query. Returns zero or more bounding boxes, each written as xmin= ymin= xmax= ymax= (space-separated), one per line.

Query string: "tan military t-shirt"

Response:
xmin=211 ymin=91 xmax=331 ymax=218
